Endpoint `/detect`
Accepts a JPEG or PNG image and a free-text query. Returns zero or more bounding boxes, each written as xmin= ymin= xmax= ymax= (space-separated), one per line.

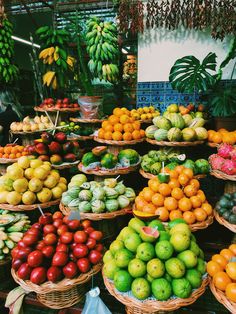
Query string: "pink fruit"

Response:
xmin=230 ymin=149 xmax=236 ymax=162
xmin=217 ymin=143 xmax=234 ymax=159
xmin=209 ymin=154 xmax=225 ymax=170
xmin=221 ymin=159 xmax=236 ymax=175
xmin=54 ymin=132 xmax=67 ymax=144
xmin=35 ymin=143 xmax=48 ymax=155
xmin=48 ymin=141 xmax=61 ymax=154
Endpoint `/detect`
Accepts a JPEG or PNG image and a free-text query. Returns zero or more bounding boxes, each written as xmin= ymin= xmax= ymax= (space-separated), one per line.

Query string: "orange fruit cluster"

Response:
xmin=208 ymin=129 xmax=236 ymax=145
xmin=207 ymin=244 xmax=236 ymax=303
xmin=134 ymin=166 xmax=213 ymax=223
xmin=98 ymin=107 xmax=145 ymax=141
xmin=0 ymin=145 xmax=28 ymax=159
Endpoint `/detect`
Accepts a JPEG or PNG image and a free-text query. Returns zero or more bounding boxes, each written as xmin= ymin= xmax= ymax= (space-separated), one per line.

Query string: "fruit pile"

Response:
xmin=141 ymin=149 xmax=209 ymax=176
xmin=12 ymin=212 xmax=103 ymax=284
xmin=145 ymin=104 xmax=208 ymax=142
xmin=61 ymin=175 xmax=136 ymax=214
xmin=0 ymin=210 xmax=30 ymax=260
xmin=215 ymin=193 xmax=236 ymax=225
xmin=97 ymin=108 xmax=145 ymax=141
xmin=59 ymin=121 xmax=95 ymax=137
xmin=208 ymin=129 xmax=236 ymax=145
xmin=209 ymin=143 xmax=236 ymax=176
xmin=81 ymin=147 xmax=140 ymax=170
xmin=38 ymin=98 xmax=79 ymax=110
xmin=103 ymin=219 xmax=206 ymax=300
xmin=165 ymin=103 xmax=207 ymax=118
xmin=134 ymin=167 xmax=213 ymax=224
xmin=0 ymin=157 xmax=67 ymax=205
xmin=26 ymin=131 xmax=80 ymax=165
xmin=129 ymin=106 xmax=160 ymax=122
xmin=0 ymin=144 xmax=29 ymax=160
xmin=207 ymin=244 xmax=236 ymax=303
xmin=10 ymin=116 xmax=53 ymax=133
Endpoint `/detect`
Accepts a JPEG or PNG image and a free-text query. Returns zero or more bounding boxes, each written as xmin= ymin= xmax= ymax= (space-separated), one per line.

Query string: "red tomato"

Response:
xmin=57 ymin=224 xmax=69 ymax=236
xmin=41 ymin=246 xmax=55 ymax=258
xmin=74 ymin=231 xmax=88 ymax=244
xmin=53 ymin=219 xmax=63 ymax=228
xmin=89 ymin=231 xmax=103 ymax=241
xmin=89 ymin=250 xmax=102 ymax=265
xmin=30 ymin=267 xmax=47 ymax=284
xmin=60 ymin=232 xmax=74 ymax=244
xmin=17 ymin=263 xmax=32 ymax=280
xmin=81 ymin=220 xmax=91 ymax=229
xmin=44 ymin=233 xmax=58 ymax=246
xmin=77 ymin=258 xmax=90 ymax=273
xmin=27 ymin=250 xmax=44 ymax=267
xmin=43 ymin=224 xmax=56 ymax=235
xmin=73 ymin=244 xmax=89 ymax=259
xmin=52 ymin=252 xmax=68 ymax=267
xmin=67 ymin=220 xmax=80 ymax=231
xmin=56 ymin=244 xmax=69 ymax=253
xmin=86 ymin=238 xmax=96 ymax=250
xmin=47 ymin=266 xmax=62 ymax=283
xmin=52 ymin=211 xmax=63 ymax=220
xmin=63 ymin=262 xmax=78 ymax=279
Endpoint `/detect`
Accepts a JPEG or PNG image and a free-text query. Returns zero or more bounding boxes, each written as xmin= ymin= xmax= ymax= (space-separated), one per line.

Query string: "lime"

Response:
xmin=155 ymin=240 xmax=174 ymax=260
xmin=131 ymin=278 xmax=151 ymax=300
xmin=114 ymin=270 xmax=133 ymax=292
xmin=168 ymin=218 xmax=187 ymax=229
xmin=172 ymin=278 xmax=192 ymax=298
xmin=148 ymin=219 xmax=165 ymax=231
xmin=152 ymin=278 xmax=172 ymax=300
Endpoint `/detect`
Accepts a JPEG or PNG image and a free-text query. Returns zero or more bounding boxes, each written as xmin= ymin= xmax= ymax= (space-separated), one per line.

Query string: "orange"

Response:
xmin=104 ymin=123 xmax=114 ymax=132
xmin=121 ymin=107 xmax=130 ymax=115
xmin=4 ymin=146 xmax=12 ymax=154
xmin=11 ymin=146 xmax=19 ymax=154
xmin=197 ymin=190 xmax=206 ymax=202
xmin=178 ymin=197 xmax=192 ymax=211
xmin=104 ymin=131 xmax=113 ymax=140
xmin=222 ymin=133 xmax=235 ymax=145
xmin=132 ymin=130 xmax=141 ymax=140
xmin=225 ymin=283 xmax=236 ymax=302
xmin=184 ymin=184 xmax=197 ymax=197
xmin=0 ymin=147 xmax=3 ymax=153
xmin=229 ymin=244 xmax=236 ymax=255
xmin=9 ymin=153 xmax=16 ymax=159
xmin=22 ymin=152 xmax=28 ymax=156
xmin=135 ymin=196 xmax=147 ymax=211
xmin=123 ymin=132 xmax=132 ymax=141
xmin=189 ymin=179 xmax=200 ymax=190
xmin=169 ymin=170 xmax=178 ymax=179
xmin=112 ymin=131 xmax=123 ymax=141
xmin=102 ymin=120 xmax=110 ymax=129
xmin=132 ymin=121 xmax=141 ymax=130
xmin=98 ymin=129 xmax=105 ymax=139
xmin=178 ymin=173 xmax=190 ymax=186
xmin=151 ymin=193 xmax=164 ymax=206
xmin=164 ymin=197 xmax=178 ymax=211
xmin=220 ymin=249 xmax=234 ymax=261
xmin=142 ymin=187 xmax=155 ymax=202
xmin=207 ymin=261 xmax=223 ymax=277
xmin=143 ymin=203 xmax=156 ymax=214
xmin=190 ymin=195 xmax=202 ymax=208
xmin=120 ymin=114 xmax=130 ymax=124
xmin=193 ymin=208 xmax=207 ymax=222
xmin=17 ymin=146 xmax=24 ymax=153
xmin=155 ymin=207 xmax=169 ymax=222
xmin=183 ymin=211 xmax=196 ymax=224
xmin=114 ymin=123 xmax=123 ymax=132
xmin=139 ymin=191 xmax=144 ymax=198
xmin=213 ymin=271 xmax=232 ymax=291
xmin=148 ymin=179 xmax=160 ymax=192
xmin=0 ymin=153 xmax=2 ymax=158
xmin=202 ymin=203 xmax=213 ymax=215
xmin=169 ymin=210 xmax=183 ymax=220
xmin=182 ymin=168 xmax=194 ymax=179
xmin=2 ymin=153 xmax=9 ymax=158
xmin=123 ymin=123 xmax=134 ymax=133
xmin=16 ymin=153 xmax=21 ymax=158
xmin=168 ymin=178 xmax=180 ymax=189
xmin=212 ymin=132 xmax=222 ymax=144
xmin=175 ymin=165 xmax=185 ymax=174
xmin=171 ymin=187 xmax=184 ymax=200
xmin=108 ymin=115 xmax=120 ymax=125
xmin=139 ymin=129 xmax=145 ymax=138
xmin=218 ymin=128 xmax=227 ymax=133
xmin=207 ymin=130 xmax=215 ymax=142
xmin=212 ymin=254 xmax=228 ymax=269
xmin=113 ymin=108 xmax=123 ymax=117
xmin=158 ymin=183 xmax=171 ymax=196
xmin=226 ymin=262 xmax=236 ymax=280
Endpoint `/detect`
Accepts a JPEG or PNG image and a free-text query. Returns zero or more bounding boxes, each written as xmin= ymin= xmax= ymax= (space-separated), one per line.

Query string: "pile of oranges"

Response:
xmin=0 ymin=145 xmax=29 ymax=159
xmin=98 ymin=107 xmax=145 ymax=141
xmin=207 ymin=244 xmax=236 ymax=303
xmin=208 ymin=129 xmax=236 ymax=145
xmin=134 ymin=166 xmax=213 ymax=224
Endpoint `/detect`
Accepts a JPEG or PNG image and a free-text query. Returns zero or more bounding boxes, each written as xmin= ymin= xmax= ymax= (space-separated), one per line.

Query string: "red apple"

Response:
xmin=52 ymin=252 xmax=68 ymax=267
xmin=39 ymin=213 xmax=53 ymax=225
xmin=63 ymin=262 xmax=78 ymax=279
xmin=43 ymin=224 xmax=56 ymax=235
xmin=77 ymin=258 xmax=90 ymax=273
xmin=53 ymin=218 xmax=63 ymax=228
xmin=73 ymin=244 xmax=88 ymax=259
xmin=27 ymin=250 xmax=44 ymax=267
xmin=86 ymin=238 xmax=96 ymax=250
xmin=67 ymin=220 xmax=80 ymax=231
xmin=41 ymin=131 xmax=54 ymax=144
xmin=30 ymin=267 xmax=47 ymax=284
xmin=74 ymin=231 xmax=88 ymax=244
xmin=48 ymin=141 xmax=61 ymax=154
xmin=60 ymin=232 xmax=74 ymax=244
xmin=44 ymin=233 xmax=58 ymax=246
xmin=41 ymin=246 xmax=55 ymax=258
xmin=54 ymin=132 xmax=67 ymax=143
xmin=53 ymin=211 xmax=63 ymax=220
xmin=17 ymin=263 xmax=32 ymax=280
xmin=35 ymin=142 xmax=48 ymax=155
xmin=47 ymin=266 xmax=62 ymax=283
xmin=89 ymin=250 xmax=102 ymax=264
xmin=56 ymin=244 xmax=69 ymax=253
xmin=57 ymin=224 xmax=69 ymax=236
xmin=89 ymin=231 xmax=103 ymax=241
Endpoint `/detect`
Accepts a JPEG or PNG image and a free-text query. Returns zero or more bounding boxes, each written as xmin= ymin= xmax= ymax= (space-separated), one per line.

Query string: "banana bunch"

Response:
xmin=85 ymin=17 xmax=119 ymax=83
xmin=36 ymin=26 xmax=69 ymax=46
xmin=0 ymin=210 xmax=30 ymax=260
xmin=0 ymin=18 xmax=18 ymax=84
xmin=43 ymin=71 xmax=57 ymax=89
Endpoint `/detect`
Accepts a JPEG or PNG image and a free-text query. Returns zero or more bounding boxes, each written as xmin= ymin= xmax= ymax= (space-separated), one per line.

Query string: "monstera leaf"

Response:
xmin=209 ymin=84 xmax=236 ymax=117
xmin=169 ymin=52 xmax=217 ymax=93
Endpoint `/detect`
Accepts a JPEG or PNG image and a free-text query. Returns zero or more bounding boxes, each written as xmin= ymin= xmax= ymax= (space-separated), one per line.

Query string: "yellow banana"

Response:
xmin=51 ymin=76 xmax=57 ymax=89
xmin=48 ymin=55 xmax=54 ymax=65
xmin=66 ymin=56 xmax=75 ymax=68
xmin=48 ymin=47 xmax=55 ymax=56
xmin=42 ymin=71 xmax=55 ymax=86
xmin=39 ymin=48 xmax=49 ymax=59
xmin=54 ymin=51 xmax=59 ymax=61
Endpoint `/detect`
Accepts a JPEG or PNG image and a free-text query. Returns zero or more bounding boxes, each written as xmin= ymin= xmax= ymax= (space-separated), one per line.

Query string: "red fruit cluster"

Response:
xmin=11 ymin=212 xmax=103 ymax=285
xmin=39 ymin=98 xmax=79 ymax=110
xmin=26 ymin=132 xmax=80 ymax=164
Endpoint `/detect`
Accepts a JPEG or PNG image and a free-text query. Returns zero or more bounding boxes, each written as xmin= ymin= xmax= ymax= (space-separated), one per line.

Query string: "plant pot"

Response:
xmin=214 ymin=116 xmax=236 ymax=131
xmin=78 ymin=96 xmax=103 ymax=119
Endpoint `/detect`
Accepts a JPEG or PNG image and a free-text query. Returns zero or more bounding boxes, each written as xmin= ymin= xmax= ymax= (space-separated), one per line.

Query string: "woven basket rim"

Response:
xmin=52 ymin=160 xmax=80 ymax=169
xmin=78 ymin=161 xmax=140 ymax=176
xmin=94 ymin=136 xmax=145 ymax=146
xmin=0 ymin=199 xmax=60 ymax=211
xmin=34 ymin=106 xmax=80 ymax=113
xmin=139 ymin=169 xmax=206 ymax=180
xmin=68 ymin=135 xmax=94 ymax=141
xmin=0 ymin=157 xmax=18 ymax=164
xmin=10 ymin=129 xmax=52 ymax=135
xmin=209 ymin=279 xmax=236 ymax=313
xmin=210 ymin=170 xmax=236 ymax=181
xmin=11 ymin=262 xmax=102 ymax=293
xmin=146 ymin=138 xmax=204 ymax=146
xmin=214 ymin=210 xmax=236 ymax=233
xmin=70 ymin=117 xmax=105 ymax=123
xmin=59 ymin=202 xmax=131 ymax=221
xmin=103 ymin=273 xmax=209 ymax=311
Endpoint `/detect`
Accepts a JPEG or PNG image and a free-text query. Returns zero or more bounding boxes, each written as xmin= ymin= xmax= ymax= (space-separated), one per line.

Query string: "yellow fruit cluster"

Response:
xmin=98 ymin=107 xmax=146 ymax=141
xmin=130 ymin=106 xmax=160 ymax=121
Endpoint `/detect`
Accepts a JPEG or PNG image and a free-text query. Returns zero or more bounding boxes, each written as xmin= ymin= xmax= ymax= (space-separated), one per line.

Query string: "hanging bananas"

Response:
xmin=0 ymin=17 xmax=18 ymax=84
xmin=85 ymin=17 xmax=119 ymax=84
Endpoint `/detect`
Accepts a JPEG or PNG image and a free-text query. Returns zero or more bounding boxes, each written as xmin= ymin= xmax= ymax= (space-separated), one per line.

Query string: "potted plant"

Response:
xmin=169 ymin=37 xmax=236 ymax=130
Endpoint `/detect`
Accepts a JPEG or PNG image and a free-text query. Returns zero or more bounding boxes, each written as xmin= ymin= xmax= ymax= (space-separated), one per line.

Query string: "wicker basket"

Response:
xmin=103 ymin=274 xmax=209 ymax=313
xmin=34 ymin=107 xmax=80 ymax=113
xmin=52 ymin=160 xmax=80 ymax=170
xmin=78 ymin=161 xmax=141 ymax=176
xmin=0 ymin=199 xmax=60 ymax=211
xmin=59 ymin=202 xmax=131 ymax=221
xmin=0 ymin=157 xmax=18 ymax=164
xmin=70 ymin=117 xmax=104 ymax=123
xmin=139 ymin=169 xmax=206 ymax=180
xmin=94 ymin=136 xmax=145 ymax=146
xmin=224 ymin=182 xmax=236 ymax=193
xmin=214 ymin=210 xmax=236 ymax=233
xmin=207 ymin=142 xmax=219 ymax=148
xmin=209 ymin=279 xmax=236 ymax=314
xmin=210 ymin=170 xmax=236 ymax=181
xmin=68 ymin=135 xmax=94 ymax=141
xmin=146 ymin=138 xmax=204 ymax=147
